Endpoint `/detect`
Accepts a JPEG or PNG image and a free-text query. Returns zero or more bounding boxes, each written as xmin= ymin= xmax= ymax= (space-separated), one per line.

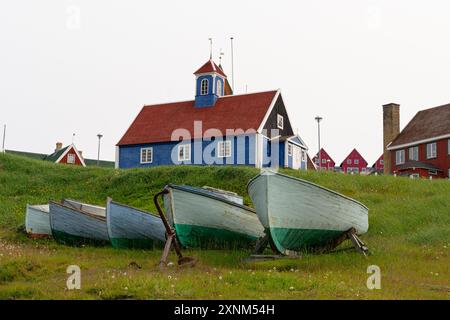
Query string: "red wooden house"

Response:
xmin=312 ymin=148 xmax=335 ymax=171
xmin=371 ymin=155 xmax=384 ymax=173
xmin=340 ymin=149 xmax=368 ymax=174
xmin=43 ymin=142 xmax=86 ymax=167
xmin=384 ymin=103 xmax=450 ymax=179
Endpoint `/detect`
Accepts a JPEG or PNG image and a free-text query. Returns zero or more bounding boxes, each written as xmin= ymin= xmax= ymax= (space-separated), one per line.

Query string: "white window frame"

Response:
xmin=277 ymin=114 xmax=284 ymax=130
xmin=301 ymin=150 xmax=306 ymax=162
xmin=380 ymin=159 xmax=384 ymax=165
xmin=178 ymin=144 xmax=191 ymax=162
xmin=216 ymin=80 xmax=222 ymax=96
xmin=361 ymin=167 xmax=366 ymax=174
xmin=322 ymin=158 xmax=327 ymax=164
xmin=140 ymin=147 xmax=153 ymax=164
xmin=200 ymin=79 xmax=209 ymax=96
xmin=347 ymin=159 xmax=352 ymax=165
xmin=354 ymin=159 xmax=359 ymax=165
xmin=426 ymin=142 xmax=437 ymax=159
xmin=396 ymin=150 xmax=405 ymax=165
xmin=218 ymin=140 xmax=232 ymax=158
xmin=410 ymin=173 xmax=420 ymax=179
xmin=447 ymin=139 xmax=450 ymax=155
xmin=287 ymin=144 xmax=293 ymax=156
xmin=409 ymin=146 xmax=419 ymax=161
xmin=67 ymin=153 xmax=75 ymax=164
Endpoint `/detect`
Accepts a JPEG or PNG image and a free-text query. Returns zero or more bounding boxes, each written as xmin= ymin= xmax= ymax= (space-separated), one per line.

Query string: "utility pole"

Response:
xmin=2 ymin=124 xmax=6 ymax=153
xmin=97 ymin=134 xmax=103 ymax=166
xmin=230 ymin=37 xmax=235 ymax=92
xmin=315 ymin=116 xmax=323 ymax=171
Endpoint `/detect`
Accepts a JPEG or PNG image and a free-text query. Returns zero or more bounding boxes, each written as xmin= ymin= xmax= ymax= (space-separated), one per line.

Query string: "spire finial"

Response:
xmin=208 ymin=38 xmax=213 ymax=59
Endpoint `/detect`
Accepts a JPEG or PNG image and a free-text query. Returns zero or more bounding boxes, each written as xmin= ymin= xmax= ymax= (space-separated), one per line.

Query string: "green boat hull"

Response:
xmin=52 ymin=230 xmax=109 ymax=247
xmin=269 ymin=227 xmax=344 ymax=252
xmin=174 ymin=223 xmax=259 ymax=250
xmin=109 ymin=237 xmax=164 ymax=250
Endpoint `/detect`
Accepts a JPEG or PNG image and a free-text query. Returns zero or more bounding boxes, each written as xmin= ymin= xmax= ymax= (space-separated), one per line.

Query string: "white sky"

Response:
xmin=1 ymin=1 xmax=450 ymax=164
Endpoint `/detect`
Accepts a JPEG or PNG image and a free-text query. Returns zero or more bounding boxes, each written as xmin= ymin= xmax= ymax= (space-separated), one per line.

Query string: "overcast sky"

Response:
xmin=1 ymin=1 xmax=450 ymax=164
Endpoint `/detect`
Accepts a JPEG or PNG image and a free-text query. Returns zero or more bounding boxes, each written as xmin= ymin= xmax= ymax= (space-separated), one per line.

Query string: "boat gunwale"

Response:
xmin=26 ymin=204 xmax=49 ymax=214
xmin=63 ymin=198 xmax=106 ymax=211
xmin=49 ymin=201 xmax=107 ymax=222
xmin=247 ymin=171 xmax=369 ymax=212
xmin=107 ymin=198 xmax=158 ymax=218
xmin=167 ymin=184 xmax=256 ymax=214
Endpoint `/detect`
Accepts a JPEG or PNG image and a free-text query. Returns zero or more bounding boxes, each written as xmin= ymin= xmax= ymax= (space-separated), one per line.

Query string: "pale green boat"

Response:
xmin=163 ymin=185 xmax=265 ymax=249
xmin=247 ymin=171 xmax=369 ymax=254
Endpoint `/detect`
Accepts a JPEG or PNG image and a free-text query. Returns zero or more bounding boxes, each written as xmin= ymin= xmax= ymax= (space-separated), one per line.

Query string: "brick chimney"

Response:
xmin=383 ymin=103 xmax=400 ymax=175
xmin=55 ymin=142 xmax=63 ymax=152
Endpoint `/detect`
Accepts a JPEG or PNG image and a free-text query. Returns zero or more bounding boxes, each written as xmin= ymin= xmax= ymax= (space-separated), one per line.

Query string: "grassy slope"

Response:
xmin=0 ymin=153 xmax=448 ymax=300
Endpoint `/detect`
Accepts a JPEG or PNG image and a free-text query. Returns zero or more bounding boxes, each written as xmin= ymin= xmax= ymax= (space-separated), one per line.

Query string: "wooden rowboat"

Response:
xmin=247 ymin=171 xmax=369 ymax=254
xmin=25 ymin=204 xmax=51 ymax=238
xmin=163 ymin=185 xmax=265 ymax=249
xmin=106 ymin=198 xmax=166 ymax=249
xmin=49 ymin=201 xmax=109 ymax=246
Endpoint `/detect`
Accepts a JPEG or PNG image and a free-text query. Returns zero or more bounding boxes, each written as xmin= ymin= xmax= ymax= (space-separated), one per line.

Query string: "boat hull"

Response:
xmin=25 ymin=204 xmax=51 ymax=238
xmin=49 ymin=202 xmax=109 ymax=246
xmin=164 ymin=185 xmax=264 ymax=249
xmin=106 ymin=199 xmax=166 ymax=249
xmin=248 ymin=172 xmax=369 ymax=254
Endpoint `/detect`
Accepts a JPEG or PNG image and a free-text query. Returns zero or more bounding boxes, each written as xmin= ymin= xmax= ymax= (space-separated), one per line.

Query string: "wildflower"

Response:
xmin=289 ymin=286 xmax=295 ymax=291
xmin=218 ymin=276 xmax=223 ymax=280
xmin=168 ymin=275 xmax=172 ymax=280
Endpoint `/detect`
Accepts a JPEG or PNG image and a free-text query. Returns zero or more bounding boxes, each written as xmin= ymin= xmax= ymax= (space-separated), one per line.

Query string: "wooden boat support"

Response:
xmin=153 ymin=188 xmax=196 ymax=267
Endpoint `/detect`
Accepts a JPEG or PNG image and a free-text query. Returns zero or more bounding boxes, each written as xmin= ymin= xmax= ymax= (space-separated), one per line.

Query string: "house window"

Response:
xmin=287 ymin=144 xmax=293 ymax=156
xmin=426 ymin=142 xmax=437 ymax=159
xmin=140 ymin=148 xmax=153 ymax=164
xmin=67 ymin=154 xmax=75 ymax=164
xmin=361 ymin=168 xmax=366 ymax=174
xmin=410 ymin=174 xmax=420 ymax=179
xmin=301 ymin=150 xmax=306 ymax=161
xmin=277 ymin=114 xmax=284 ymax=130
xmin=200 ymin=79 xmax=209 ymax=95
xmin=396 ymin=150 xmax=405 ymax=165
xmin=347 ymin=159 xmax=352 ymax=165
xmin=346 ymin=167 xmax=351 ymax=173
xmin=178 ymin=144 xmax=191 ymax=161
xmin=448 ymin=168 xmax=450 ymax=179
xmin=380 ymin=160 xmax=384 ymax=165
xmin=354 ymin=159 xmax=359 ymax=165
xmin=216 ymin=80 xmax=222 ymax=96
xmin=409 ymin=146 xmax=419 ymax=161
xmin=218 ymin=140 xmax=232 ymax=158
xmin=448 ymin=139 xmax=450 ymax=155
xmin=322 ymin=159 xmax=327 ymax=164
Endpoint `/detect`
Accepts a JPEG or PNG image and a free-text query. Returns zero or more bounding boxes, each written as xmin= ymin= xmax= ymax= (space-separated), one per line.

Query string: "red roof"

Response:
xmin=194 ymin=59 xmax=227 ymax=77
xmin=117 ymin=91 xmax=278 ymax=146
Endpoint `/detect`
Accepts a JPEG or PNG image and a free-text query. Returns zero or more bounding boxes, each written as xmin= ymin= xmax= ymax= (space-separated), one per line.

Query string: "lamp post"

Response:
xmin=97 ymin=134 xmax=103 ymax=166
xmin=315 ymin=116 xmax=323 ymax=171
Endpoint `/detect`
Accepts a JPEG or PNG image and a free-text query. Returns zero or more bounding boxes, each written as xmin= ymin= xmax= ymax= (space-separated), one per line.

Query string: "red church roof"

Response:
xmin=117 ymin=91 xmax=278 ymax=146
xmin=194 ymin=59 xmax=227 ymax=77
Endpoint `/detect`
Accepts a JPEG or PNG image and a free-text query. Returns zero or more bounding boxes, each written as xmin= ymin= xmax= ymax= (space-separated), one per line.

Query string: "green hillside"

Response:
xmin=0 ymin=153 xmax=448 ymax=299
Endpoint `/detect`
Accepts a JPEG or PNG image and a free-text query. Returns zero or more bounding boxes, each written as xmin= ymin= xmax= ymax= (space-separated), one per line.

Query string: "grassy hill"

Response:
xmin=0 ymin=153 xmax=448 ymax=299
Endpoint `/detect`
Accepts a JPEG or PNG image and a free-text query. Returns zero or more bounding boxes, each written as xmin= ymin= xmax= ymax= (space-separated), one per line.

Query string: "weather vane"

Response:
xmin=219 ymin=48 xmax=224 ymax=65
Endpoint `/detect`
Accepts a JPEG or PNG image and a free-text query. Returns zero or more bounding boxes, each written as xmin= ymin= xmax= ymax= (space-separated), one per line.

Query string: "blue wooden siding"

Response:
xmin=119 ymin=134 xmax=256 ymax=168
xmin=195 ymin=75 xmax=218 ymax=107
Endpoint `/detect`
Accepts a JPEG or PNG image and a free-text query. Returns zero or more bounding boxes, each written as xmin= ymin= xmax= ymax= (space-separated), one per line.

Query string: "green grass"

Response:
xmin=0 ymin=153 xmax=448 ymax=299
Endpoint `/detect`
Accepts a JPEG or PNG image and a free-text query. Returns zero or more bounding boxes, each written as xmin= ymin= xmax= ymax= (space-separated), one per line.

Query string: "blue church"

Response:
xmin=116 ymin=59 xmax=309 ymax=170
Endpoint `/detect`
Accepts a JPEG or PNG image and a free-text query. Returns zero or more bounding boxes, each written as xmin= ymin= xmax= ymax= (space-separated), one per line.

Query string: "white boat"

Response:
xmin=163 ymin=185 xmax=265 ymax=249
xmin=49 ymin=201 xmax=109 ymax=246
xmin=106 ymin=199 xmax=166 ymax=249
xmin=25 ymin=204 xmax=51 ymax=238
xmin=248 ymin=171 xmax=369 ymax=254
